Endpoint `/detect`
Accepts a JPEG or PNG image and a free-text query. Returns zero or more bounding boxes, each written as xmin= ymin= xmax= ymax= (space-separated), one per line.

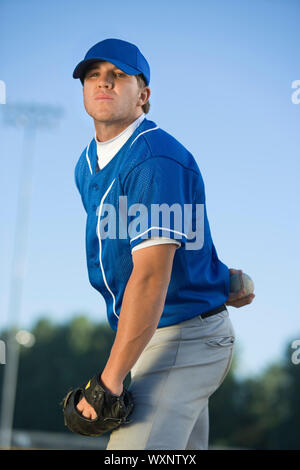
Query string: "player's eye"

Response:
xmin=86 ymin=71 xmax=126 ymax=79
xmin=87 ymin=71 xmax=98 ymax=78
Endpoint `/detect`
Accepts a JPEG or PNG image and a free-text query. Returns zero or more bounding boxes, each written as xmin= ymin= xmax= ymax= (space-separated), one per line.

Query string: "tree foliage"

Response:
xmin=0 ymin=318 xmax=299 ymax=448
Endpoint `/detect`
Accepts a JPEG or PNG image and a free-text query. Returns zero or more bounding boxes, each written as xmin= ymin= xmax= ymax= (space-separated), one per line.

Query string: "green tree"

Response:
xmin=1 ymin=315 xmax=118 ymax=432
xmin=0 ymin=319 xmax=299 ymax=448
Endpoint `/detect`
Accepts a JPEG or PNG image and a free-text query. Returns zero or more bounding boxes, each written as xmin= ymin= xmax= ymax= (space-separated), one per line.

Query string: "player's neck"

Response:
xmin=94 ymin=112 xmax=143 ymax=142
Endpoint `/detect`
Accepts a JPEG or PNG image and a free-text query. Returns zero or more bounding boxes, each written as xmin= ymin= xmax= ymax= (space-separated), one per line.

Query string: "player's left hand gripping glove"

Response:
xmin=62 ymin=374 xmax=134 ymax=436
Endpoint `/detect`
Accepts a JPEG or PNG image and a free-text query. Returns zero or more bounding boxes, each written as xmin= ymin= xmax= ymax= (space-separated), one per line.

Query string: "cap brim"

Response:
xmin=73 ymin=57 xmax=141 ymax=81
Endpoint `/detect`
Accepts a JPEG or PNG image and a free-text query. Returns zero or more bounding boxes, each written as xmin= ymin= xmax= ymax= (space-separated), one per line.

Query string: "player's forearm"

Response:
xmin=100 ymin=272 xmax=170 ymax=394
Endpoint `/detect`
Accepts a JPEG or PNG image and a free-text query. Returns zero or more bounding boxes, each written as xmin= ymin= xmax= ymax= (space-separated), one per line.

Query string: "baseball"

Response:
xmin=230 ymin=272 xmax=254 ymax=296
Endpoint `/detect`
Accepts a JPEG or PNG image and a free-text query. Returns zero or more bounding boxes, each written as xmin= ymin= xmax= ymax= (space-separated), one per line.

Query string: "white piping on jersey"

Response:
xmin=130 ymin=226 xmax=188 ymax=245
xmin=86 ymin=139 xmax=93 ymax=175
xmin=96 ymin=178 xmax=119 ymax=320
xmin=130 ymin=126 xmax=159 ymax=148
xmin=87 ymin=126 xmax=159 ymax=174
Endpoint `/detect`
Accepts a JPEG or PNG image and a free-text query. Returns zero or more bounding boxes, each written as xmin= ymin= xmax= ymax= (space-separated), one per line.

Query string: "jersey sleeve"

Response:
xmin=131 ymin=236 xmax=181 ymax=253
xmin=122 ymin=156 xmax=201 ymax=252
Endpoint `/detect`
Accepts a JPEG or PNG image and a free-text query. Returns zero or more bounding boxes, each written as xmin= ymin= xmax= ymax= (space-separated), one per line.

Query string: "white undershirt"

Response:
xmin=94 ymin=114 xmax=181 ymax=253
xmin=95 ymin=113 xmax=145 ymax=170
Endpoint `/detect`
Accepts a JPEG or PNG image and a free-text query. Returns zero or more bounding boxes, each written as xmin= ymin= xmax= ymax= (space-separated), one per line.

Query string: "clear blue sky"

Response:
xmin=0 ymin=0 xmax=299 ymax=380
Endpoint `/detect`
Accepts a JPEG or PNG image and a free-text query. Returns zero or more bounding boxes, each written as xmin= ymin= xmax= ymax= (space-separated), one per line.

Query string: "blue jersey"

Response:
xmin=75 ymin=117 xmax=230 ymax=332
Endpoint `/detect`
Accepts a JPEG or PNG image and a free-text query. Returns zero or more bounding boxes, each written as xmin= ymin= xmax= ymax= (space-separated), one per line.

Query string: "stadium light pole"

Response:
xmin=0 ymin=103 xmax=63 ymax=449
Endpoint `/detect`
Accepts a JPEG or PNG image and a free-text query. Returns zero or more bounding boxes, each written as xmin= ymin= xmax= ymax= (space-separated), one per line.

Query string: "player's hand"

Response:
xmin=225 ymin=268 xmax=255 ymax=308
xmin=76 ymin=396 xmax=98 ymax=419
xmin=76 ymin=375 xmax=123 ymax=419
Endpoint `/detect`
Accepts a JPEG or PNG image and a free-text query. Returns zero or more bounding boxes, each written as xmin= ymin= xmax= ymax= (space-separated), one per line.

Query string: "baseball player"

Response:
xmin=66 ymin=38 xmax=255 ymax=450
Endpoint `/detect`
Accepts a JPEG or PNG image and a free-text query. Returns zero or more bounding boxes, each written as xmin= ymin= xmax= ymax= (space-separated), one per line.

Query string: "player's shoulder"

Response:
xmin=128 ymin=117 xmax=200 ymax=175
xmin=79 ymin=137 xmax=96 ymax=163
xmin=75 ymin=140 xmax=90 ymax=167
xmin=74 ymin=138 xmax=95 ymax=190
xmin=75 ymin=145 xmax=87 ymax=175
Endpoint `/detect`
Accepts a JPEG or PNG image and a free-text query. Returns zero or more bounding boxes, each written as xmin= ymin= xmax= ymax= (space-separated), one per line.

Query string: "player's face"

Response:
xmin=82 ymin=61 xmax=144 ymax=124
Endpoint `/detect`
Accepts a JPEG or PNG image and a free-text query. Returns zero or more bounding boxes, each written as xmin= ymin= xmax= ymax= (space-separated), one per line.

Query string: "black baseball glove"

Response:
xmin=62 ymin=374 xmax=134 ymax=437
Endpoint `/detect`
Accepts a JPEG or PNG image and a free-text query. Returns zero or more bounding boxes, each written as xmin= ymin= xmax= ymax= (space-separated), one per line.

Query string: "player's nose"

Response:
xmin=97 ymin=73 xmax=114 ymax=88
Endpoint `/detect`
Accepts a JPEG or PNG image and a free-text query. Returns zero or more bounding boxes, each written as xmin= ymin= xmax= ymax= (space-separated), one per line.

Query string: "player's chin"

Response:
xmin=89 ymin=108 xmax=115 ymax=122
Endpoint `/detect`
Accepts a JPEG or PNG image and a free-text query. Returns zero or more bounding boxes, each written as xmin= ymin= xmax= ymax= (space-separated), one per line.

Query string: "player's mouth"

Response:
xmin=94 ymin=93 xmax=114 ymax=101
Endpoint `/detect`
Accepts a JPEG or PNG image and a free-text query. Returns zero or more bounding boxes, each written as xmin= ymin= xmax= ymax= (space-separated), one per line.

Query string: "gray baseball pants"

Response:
xmin=106 ymin=307 xmax=235 ymax=450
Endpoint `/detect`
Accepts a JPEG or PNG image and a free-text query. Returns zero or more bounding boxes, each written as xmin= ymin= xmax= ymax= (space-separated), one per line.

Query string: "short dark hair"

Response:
xmin=136 ymin=74 xmax=150 ymax=114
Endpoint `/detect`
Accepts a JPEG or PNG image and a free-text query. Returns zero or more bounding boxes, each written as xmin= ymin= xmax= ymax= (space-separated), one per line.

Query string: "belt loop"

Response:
xmin=198 ymin=313 xmax=204 ymax=323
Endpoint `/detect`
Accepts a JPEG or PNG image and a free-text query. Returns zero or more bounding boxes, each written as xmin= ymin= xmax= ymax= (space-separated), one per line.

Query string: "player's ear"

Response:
xmin=139 ymin=86 xmax=150 ymax=106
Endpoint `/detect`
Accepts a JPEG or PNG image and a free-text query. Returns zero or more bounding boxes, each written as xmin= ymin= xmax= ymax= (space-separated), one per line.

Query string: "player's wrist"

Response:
xmin=100 ymin=372 xmax=124 ymax=396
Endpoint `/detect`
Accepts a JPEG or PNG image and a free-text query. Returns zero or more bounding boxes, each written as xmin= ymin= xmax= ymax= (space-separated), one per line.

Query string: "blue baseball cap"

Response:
xmin=73 ymin=38 xmax=150 ymax=86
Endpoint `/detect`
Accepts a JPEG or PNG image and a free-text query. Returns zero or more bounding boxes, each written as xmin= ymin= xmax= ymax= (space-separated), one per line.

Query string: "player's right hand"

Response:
xmin=225 ymin=268 xmax=255 ymax=308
